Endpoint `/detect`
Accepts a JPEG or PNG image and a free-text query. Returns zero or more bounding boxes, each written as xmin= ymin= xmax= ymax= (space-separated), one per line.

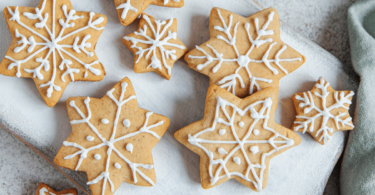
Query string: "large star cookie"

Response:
xmin=123 ymin=14 xmax=187 ymax=80
xmin=185 ymin=8 xmax=306 ymax=97
xmin=36 ymin=183 xmax=77 ymax=195
xmin=292 ymin=77 xmax=354 ymax=145
xmin=54 ymin=77 xmax=170 ymax=195
xmin=1 ymin=0 xmax=107 ymax=107
xmin=114 ymin=0 xmax=184 ymax=26
xmin=174 ymin=85 xmax=300 ymax=192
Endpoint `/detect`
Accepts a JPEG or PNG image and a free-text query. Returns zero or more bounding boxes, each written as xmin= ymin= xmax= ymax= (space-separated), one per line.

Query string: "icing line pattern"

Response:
xmin=63 ymin=82 xmax=164 ymax=195
xmin=188 ymin=95 xmax=295 ymax=191
xmin=189 ymin=9 xmax=302 ymax=95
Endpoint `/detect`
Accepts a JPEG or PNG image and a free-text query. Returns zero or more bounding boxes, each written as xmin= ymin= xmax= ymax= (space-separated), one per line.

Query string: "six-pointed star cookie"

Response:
xmin=36 ymin=183 xmax=77 ymax=195
xmin=114 ymin=0 xmax=184 ymax=26
xmin=123 ymin=14 xmax=188 ymax=80
xmin=186 ymin=7 xmax=306 ymax=97
xmin=0 ymin=0 xmax=107 ymax=107
xmin=54 ymin=77 xmax=170 ymax=195
xmin=174 ymin=85 xmax=300 ymax=192
xmin=292 ymin=77 xmax=354 ymax=145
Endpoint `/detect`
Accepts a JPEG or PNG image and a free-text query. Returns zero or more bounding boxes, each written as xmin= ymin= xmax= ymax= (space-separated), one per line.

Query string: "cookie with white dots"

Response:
xmin=36 ymin=183 xmax=77 ymax=195
xmin=54 ymin=77 xmax=170 ymax=195
xmin=174 ymin=84 xmax=300 ymax=192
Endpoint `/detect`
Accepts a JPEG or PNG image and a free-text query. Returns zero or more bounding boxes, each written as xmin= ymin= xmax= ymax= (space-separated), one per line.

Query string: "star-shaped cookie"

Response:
xmin=174 ymin=85 xmax=300 ymax=191
xmin=0 ymin=0 xmax=107 ymax=107
xmin=123 ymin=14 xmax=188 ymax=80
xmin=36 ymin=183 xmax=77 ymax=195
xmin=185 ymin=7 xmax=306 ymax=97
xmin=54 ymin=77 xmax=170 ymax=195
xmin=292 ymin=77 xmax=354 ymax=145
xmin=114 ymin=0 xmax=184 ymax=26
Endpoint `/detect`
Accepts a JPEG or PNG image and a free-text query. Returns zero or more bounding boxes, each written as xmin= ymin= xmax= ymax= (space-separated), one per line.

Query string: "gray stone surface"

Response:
xmin=0 ymin=127 xmax=82 ymax=195
xmin=0 ymin=0 xmax=356 ymax=194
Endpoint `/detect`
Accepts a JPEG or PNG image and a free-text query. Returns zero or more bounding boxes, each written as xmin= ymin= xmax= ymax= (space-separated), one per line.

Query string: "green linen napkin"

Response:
xmin=341 ymin=0 xmax=375 ymax=194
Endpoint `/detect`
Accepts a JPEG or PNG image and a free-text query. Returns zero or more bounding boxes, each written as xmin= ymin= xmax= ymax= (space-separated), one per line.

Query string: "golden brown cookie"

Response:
xmin=185 ymin=7 xmax=306 ymax=98
xmin=123 ymin=14 xmax=188 ymax=80
xmin=36 ymin=183 xmax=77 ymax=195
xmin=292 ymin=77 xmax=354 ymax=145
xmin=174 ymin=85 xmax=301 ymax=191
xmin=54 ymin=77 xmax=170 ymax=195
xmin=0 ymin=0 xmax=107 ymax=107
xmin=114 ymin=0 xmax=184 ymax=26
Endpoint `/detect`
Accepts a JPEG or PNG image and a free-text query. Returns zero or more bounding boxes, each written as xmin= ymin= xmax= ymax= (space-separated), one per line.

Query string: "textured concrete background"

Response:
xmin=0 ymin=0 xmax=357 ymax=194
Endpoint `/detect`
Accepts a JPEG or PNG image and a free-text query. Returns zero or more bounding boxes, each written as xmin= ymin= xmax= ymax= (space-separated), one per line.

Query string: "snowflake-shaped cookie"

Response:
xmin=174 ymin=85 xmax=300 ymax=191
xmin=292 ymin=77 xmax=354 ymax=145
xmin=0 ymin=0 xmax=107 ymax=107
xmin=36 ymin=183 xmax=77 ymax=195
xmin=114 ymin=0 xmax=184 ymax=26
xmin=54 ymin=77 xmax=170 ymax=195
xmin=186 ymin=8 xmax=305 ymax=97
xmin=123 ymin=14 xmax=188 ymax=80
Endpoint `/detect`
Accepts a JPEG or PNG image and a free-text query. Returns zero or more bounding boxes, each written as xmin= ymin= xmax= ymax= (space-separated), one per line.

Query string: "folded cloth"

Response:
xmin=341 ymin=0 xmax=375 ymax=194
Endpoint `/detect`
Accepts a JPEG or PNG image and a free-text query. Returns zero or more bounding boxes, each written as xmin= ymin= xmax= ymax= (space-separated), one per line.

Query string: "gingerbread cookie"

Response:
xmin=292 ymin=77 xmax=354 ymax=145
xmin=174 ymin=85 xmax=300 ymax=191
xmin=123 ymin=14 xmax=188 ymax=80
xmin=36 ymin=183 xmax=77 ymax=195
xmin=54 ymin=77 xmax=170 ymax=195
xmin=185 ymin=8 xmax=305 ymax=97
xmin=114 ymin=0 xmax=184 ymax=26
xmin=1 ymin=0 xmax=107 ymax=107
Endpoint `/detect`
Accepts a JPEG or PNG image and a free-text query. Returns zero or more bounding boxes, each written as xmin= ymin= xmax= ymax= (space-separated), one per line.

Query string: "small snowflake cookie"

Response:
xmin=292 ymin=77 xmax=355 ymax=145
xmin=114 ymin=0 xmax=184 ymax=26
xmin=54 ymin=77 xmax=170 ymax=195
xmin=174 ymin=85 xmax=301 ymax=192
xmin=36 ymin=183 xmax=77 ymax=195
xmin=0 ymin=0 xmax=107 ymax=107
xmin=186 ymin=8 xmax=306 ymax=97
xmin=123 ymin=14 xmax=188 ymax=80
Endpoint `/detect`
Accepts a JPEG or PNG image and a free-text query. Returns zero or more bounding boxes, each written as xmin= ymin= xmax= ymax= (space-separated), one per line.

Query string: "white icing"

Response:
xmin=116 ymin=0 xmax=138 ymax=20
xmin=94 ymin=154 xmax=101 ymax=160
xmin=189 ymin=9 xmax=302 ymax=95
xmin=233 ymin=157 xmax=241 ymax=165
xmin=238 ymin=121 xmax=244 ymax=127
xmin=123 ymin=15 xmax=186 ymax=76
xmin=39 ymin=187 xmax=56 ymax=195
xmin=250 ymin=146 xmax=259 ymax=155
xmin=218 ymin=148 xmax=228 ymax=154
xmin=123 ymin=119 xmax=131 ymax=128
xmin=86 ymin=136 xmax=94 ymax=142
xmin=164 ymin=0 xmax=181 ymax=5
xmin=126 ymin=143 xmax=133 ymax=153
xmin=63 ymin=81 xmax=165 ymax=195
xmin=101 ymin=118 xmax=109 ymax=124
xmin=5 ymin=0 xmax=105 ymax=98
xmin=294 ymin=77 xmax=354 ymax=144
xmin=114 ymin=163 xmax=121 ymax=169
xmin=219 ymin=129 xmax=226 ymax=135
xmin=253 ymin=129 xmax=260 ymax=136
xmin=187 ymin=95 xmax=295 ymax=191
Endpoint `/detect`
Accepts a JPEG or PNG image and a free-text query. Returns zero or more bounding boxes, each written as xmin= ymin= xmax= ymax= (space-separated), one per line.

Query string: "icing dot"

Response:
xmin=123 ymin=119 xmax=131 ymax=128
xmin=101 ymin=119 xmax=109 ymax=124
xmin=219 ymin=129 xmax=226 ymax=135
xmin=238 ymin=121 xmax=244 ymax=127
xmin=233 ymin=157 xmax=241 ymax=165
xmin=253 ymin=129 xmax=260 ymax=136
xmin=218 ymin=148 xmax=228 ymax=154
xmin=114 ymin=163 xmax=121 ymax=169
xmin=287 ymin=139 xmax=295 ymax=145
xmin=126 ymin=143 xmax=133 ymax=153
xmin=86 ymin=136 xmax=94 ymax=142
xmin=94 ymin=154 xmax=101 ymax=160
xmin=250 ymin=146 xmax=259 ymax=155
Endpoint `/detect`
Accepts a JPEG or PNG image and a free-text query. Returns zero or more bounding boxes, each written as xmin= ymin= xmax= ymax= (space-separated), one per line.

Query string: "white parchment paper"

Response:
xmin=0 ymin=0 xmax=357 ymax=194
